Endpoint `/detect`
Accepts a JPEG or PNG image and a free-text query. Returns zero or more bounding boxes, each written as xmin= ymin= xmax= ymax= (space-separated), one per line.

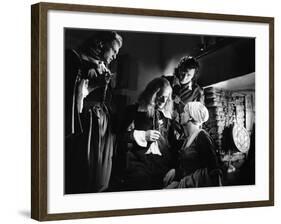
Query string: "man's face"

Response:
xmin=101 ymin=40 xmax=120 ymax=65
xmin=178 ymin=68 xmax=196 ymax=85
xmin=155 ymin=87 xmax=171 ymax=110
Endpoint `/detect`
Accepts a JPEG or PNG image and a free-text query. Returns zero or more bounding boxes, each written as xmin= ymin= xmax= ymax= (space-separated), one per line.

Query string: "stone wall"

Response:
xmin=203 ymin=87 xmax=249 ymax=154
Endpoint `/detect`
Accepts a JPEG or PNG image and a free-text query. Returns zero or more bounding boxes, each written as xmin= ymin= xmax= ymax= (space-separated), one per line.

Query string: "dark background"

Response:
xmin=65 ymin=28 xmax=255 ymax=105
xmin=65 ymin=28 xmax=256 ymax=187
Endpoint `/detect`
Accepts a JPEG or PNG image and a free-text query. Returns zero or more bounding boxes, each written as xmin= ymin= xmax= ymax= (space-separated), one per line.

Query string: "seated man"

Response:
xmin=117 ymin=77 xmax=179 ymax=191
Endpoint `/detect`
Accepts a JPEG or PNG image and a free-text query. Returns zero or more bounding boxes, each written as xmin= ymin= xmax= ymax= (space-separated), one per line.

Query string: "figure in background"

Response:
xmin=65 ymin=31 xmax=123 ymax=193
xmin=164 ymin=102 xmax=222 ymax=189
xmin=164 ymin=56 xmax=204 ymax=123
xmin=117 ymin=77 xmax=178 ymax=191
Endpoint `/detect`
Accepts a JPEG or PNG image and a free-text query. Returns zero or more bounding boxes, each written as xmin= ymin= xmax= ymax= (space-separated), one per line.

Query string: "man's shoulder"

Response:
xmin=193 ymin=83 xmax=204 ymax=93
xmin=163 ymin=75 xmax=174 ymax=83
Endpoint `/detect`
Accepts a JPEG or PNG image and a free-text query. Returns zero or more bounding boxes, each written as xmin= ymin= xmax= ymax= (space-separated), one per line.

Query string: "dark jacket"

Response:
xmin=117 ymin=104 xmax=179 ymax=190
xmin=164 ymin=75 xmax=204 ymax=104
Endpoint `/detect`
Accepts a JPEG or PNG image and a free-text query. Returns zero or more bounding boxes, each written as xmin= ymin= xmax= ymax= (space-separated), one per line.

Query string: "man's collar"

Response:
xmin=173 ymin=77 xmax=192 ymax=90
xmin=80 ymin=53 xmax=109 ymax=74
xmin=160 ymin=109 xmax=172 ymax=119
xmin=187 ymin=82 xmax=192 ymax=90
xmin=181 ymin=81 xmax=192 ymax=90
xmin=80 ymin=53 xmax=103 ymax=65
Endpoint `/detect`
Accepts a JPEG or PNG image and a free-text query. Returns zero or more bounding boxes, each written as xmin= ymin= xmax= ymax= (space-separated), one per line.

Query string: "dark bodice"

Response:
xmin=178 ymin=130 xmax=219 ymax=178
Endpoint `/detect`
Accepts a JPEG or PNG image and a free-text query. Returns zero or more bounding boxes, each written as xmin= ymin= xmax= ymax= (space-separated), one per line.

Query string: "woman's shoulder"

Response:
xmin=196 ymin=129 xmax=213 ymax=144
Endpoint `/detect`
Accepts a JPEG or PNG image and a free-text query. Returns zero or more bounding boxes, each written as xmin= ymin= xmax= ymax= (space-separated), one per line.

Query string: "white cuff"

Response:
xmin=133 ymin=130 xmax=147 ymax=147
xmin=145 ymin=141 xmax=162 ymax=156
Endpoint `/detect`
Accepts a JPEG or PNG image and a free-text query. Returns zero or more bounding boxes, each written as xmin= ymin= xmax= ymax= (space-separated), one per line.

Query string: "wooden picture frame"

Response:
xmin=31 ymin=2 xmax=274 ymax=221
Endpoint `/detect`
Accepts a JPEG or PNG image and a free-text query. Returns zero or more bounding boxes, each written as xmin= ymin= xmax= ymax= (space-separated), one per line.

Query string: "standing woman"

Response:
xmin=118 ymin=77 xmax=178 ymax=191
xmin=164 ymin=102 xmax=221 ymax=188
xmin=65 ymin=31 xmax=123 ymax=193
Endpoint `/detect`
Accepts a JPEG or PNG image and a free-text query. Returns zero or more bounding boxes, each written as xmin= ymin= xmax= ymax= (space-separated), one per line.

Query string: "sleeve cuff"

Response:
xmin=133 ymin=130 xmax=148 ymax=147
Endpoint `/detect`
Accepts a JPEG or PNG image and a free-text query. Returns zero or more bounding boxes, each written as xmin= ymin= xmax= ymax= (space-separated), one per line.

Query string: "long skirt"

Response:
xmin=65 ymin=103 xmax=115 ymax=193
xmin=87 ymin=103 xmax=115 ymax=192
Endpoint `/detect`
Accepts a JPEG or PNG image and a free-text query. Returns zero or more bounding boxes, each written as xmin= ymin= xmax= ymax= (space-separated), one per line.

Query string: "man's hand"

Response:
xmin=145 ymin=130 xmax=161 ymax=142
xmin=164 ymin=181 xmax=179 ymax=189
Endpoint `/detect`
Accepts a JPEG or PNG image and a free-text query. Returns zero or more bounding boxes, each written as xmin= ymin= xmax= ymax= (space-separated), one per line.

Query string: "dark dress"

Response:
xmin=118 ymin=104 xmax=178 ymax=191
xmin=64 ymin=49 xmax=115 ymax=193
xmin=176 ymin=130 xmax=221 ymax=187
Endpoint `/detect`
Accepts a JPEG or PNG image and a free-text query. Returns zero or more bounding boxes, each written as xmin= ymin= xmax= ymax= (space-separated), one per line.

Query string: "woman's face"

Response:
xmin=155 ymin=87 xmax=171 ymax=110
xmin=180 ymin=111 xmax=191 ymax=125
xmin=178 ymin=68 xmax=196 ymax=85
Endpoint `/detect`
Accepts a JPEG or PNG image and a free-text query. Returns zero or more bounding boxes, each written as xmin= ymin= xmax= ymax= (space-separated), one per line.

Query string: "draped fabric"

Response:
xmin=86 ymin=103 xmax=115 ymax=192
xmin=65 ymin=49 xmax=115 ymax=193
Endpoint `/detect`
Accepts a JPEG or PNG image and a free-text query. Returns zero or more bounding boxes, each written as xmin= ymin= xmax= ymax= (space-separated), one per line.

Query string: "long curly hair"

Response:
xmin=138 ymin=77 xmax=173 ymax=118
xmin=174 ymin=56 xmax=200 ymax=84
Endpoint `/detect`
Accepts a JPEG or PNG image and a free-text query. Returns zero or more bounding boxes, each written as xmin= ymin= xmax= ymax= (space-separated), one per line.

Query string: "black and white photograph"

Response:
xmin=64 ymin=28 xmax=256 ymax=194
xmin=1 ymin=0 xmax=279 ymax=222
xmin=30 ymin=2 xmax=274 ymax=221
